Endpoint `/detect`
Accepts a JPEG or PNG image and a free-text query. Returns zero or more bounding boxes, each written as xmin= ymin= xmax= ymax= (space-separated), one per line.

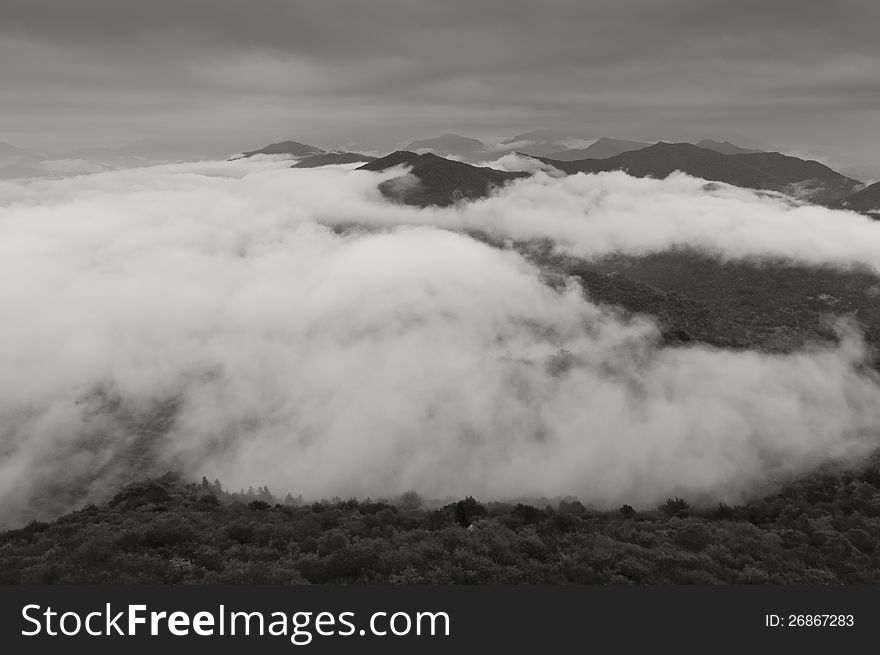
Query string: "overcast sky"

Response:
xmin=1 ymin=0 xmax=878 ymax=167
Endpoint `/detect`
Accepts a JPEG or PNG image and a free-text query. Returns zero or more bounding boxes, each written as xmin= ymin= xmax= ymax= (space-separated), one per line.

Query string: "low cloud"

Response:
xmin=0 ymin=158 xmax=879 ymax=525
xmin=480 ymin=153 xmax=566 ymax=176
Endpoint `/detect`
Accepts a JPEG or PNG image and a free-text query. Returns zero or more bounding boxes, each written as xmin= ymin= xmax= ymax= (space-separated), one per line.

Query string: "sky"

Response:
xmin=1 ymin=0 xmax=879 ymax=168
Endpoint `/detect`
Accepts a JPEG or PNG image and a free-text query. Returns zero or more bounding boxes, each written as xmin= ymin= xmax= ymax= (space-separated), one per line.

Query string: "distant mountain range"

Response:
xmin=400 ymin=131 xmax=578 ymax=161
xmin=546 ymin=137 xmax=651 ymax=161
xmin=405 ymin=133 xmax=485 ymax=157
xmin=389 ymin=132 xmax=765 ymax=163
xmin=3 ymin=133 xmax=877 ymax=218
xmin=495 ymin=129 xmax=588 ymax=157
xmin=346 ymin=140 xmax=870 ymax=213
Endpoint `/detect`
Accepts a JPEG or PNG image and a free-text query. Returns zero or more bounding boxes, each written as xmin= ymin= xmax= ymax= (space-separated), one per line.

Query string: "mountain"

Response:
xmin=546 ymin=137 xmax=651 ymax=161
xmin=729 ymin=151 xmax=862 ymax=204
xmin=234 ymin=140 xmax=325 ymax=159
xmin=575 ymin=250 xmax=880 ymax=357
xmin=541 ymin=142 xmax=778 ymax=189
xmin=836 ymin=181 xmax=880 ymax=218
xmin=539 ymin=142 xmax=861 ymax=204
xmin=358 ymin=151 xmax=528 ymax=207
xmin=514 ymin=243 xmax=880 ymax=356
xmin=6 ymin=463 xmax=880 ymax=583
xmin=358 ymin=143 xmax=862 ymax=209
xmin=497 ymin=129 xmax=585 ymax=157
xmin=696 ymin=139 xmax=762 ymax=155
xmin=358 ymin=151 xmax=422 ymax=171
xmin=404 ymin=133 xmax=485 ymax=157
xmin=292 ymin=152 xmax=377 ymax=168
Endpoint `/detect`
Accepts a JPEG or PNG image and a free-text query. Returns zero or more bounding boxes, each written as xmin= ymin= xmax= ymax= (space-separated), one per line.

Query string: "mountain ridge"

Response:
xmin=696 ymin=139 xmax=763 ymax=155
xmin=537 ymin=142 xmax=861 ymax=205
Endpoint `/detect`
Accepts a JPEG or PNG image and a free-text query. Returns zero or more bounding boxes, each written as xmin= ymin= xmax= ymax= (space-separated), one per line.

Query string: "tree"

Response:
xmin=453 ymin=497 xmax=486 ymax=527
xmin=660 ymin=497 xmax=690 ymax=517
xmin=398 ymin=490 xmax=424 ymax=510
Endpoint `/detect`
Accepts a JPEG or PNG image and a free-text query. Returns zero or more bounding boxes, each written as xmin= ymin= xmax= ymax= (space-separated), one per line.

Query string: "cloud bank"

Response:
xmin=1 ymin=157 xmax=879 ymax=525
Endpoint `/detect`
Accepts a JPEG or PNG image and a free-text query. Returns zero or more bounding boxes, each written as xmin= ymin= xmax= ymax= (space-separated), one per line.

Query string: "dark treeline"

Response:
xmin=2 ymin=456 xmax=880 ymax=584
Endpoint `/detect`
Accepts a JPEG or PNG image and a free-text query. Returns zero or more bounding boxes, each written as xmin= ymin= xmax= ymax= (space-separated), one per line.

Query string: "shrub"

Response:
xmin=660 ymin=497 xmax=690 ymax=517
xmin=674 ymin=523 xmax=713 ymax=552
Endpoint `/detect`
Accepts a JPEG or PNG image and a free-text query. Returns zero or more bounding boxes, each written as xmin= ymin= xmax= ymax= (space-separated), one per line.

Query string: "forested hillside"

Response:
xmin=3 ymin=458 xmax=880 ymax=585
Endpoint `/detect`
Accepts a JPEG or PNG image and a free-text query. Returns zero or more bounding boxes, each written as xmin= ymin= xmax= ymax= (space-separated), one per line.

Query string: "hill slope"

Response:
xmin=3 ymin=462 xmax=880 ymax=584
xmin=570 ymin=250 xmax=880 ymax=355
xmin=506 ymin=239 xmax=880 ymax=357
xmin=836 ymin=181 xmax=880 ymax=218
xmin=730 ymin=151 xmax=861 ymax=204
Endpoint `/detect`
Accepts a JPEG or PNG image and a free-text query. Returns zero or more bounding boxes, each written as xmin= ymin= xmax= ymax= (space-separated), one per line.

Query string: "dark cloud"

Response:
xmin=1 ymin=0 xmax=878 ymax=168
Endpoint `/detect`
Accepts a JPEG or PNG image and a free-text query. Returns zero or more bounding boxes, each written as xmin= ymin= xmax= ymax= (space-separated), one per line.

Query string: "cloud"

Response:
xmin=480 ymin=153 xmax=567 ymax=176
xmin=0 ymin=158 xmax=879 ymax=526
xmin=3 ymin=1 xmax=880 ymax=164
xmin=457 ymin=170 xmax=880 ymax=269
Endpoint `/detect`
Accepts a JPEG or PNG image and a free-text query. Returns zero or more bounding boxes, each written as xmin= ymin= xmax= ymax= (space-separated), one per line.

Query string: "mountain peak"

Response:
xmin=357 ymin=151 xmax=422 ymax=171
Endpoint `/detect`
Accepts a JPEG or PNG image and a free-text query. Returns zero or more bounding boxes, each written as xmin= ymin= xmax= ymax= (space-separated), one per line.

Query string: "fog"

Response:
xmin=1 ymin=157 xmax=879 ymax=525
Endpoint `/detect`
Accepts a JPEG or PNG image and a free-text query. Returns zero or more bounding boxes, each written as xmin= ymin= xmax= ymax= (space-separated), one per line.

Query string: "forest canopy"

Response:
xmin=2 ymin=455 xmax=880 ymax=585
